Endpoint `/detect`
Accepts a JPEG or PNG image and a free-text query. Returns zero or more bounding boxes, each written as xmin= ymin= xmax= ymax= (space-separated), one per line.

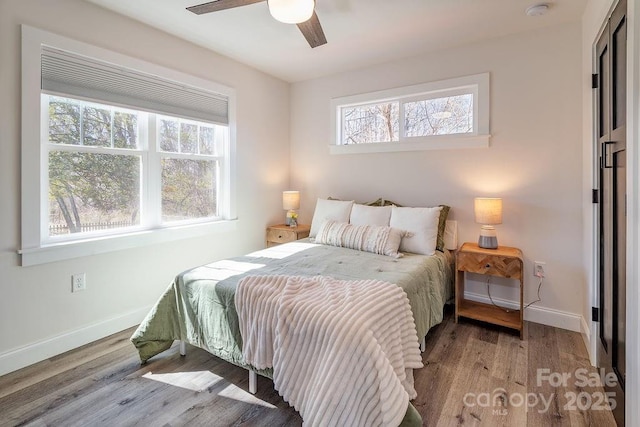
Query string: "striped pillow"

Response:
xmin=314 ymin=220 xmax=406 ymax=258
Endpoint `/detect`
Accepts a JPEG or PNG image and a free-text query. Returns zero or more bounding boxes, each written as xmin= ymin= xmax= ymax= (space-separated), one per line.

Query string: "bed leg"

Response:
xmin=179 ymin=341 xmax=187 ymax=356
xmin=249 ymin=370 xmax=257 ymax=394
xmin=420 ymin=336 xmax=426 ymax=353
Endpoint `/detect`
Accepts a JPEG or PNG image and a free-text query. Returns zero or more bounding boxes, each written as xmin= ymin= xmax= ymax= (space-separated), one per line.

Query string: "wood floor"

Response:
xmin=0 ymin=308 xmax=616 ymax=427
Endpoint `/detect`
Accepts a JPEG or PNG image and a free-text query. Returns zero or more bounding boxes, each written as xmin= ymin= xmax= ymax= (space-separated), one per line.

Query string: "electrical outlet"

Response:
xmin=534 ymin=262 xmax=546 ymax=278
xmin=72 ymin=273 xmax=86 ymax=292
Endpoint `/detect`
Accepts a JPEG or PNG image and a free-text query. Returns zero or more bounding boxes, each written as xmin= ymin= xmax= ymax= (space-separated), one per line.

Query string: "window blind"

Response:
xmin=41 ymin=46 xmax=229 ymax=125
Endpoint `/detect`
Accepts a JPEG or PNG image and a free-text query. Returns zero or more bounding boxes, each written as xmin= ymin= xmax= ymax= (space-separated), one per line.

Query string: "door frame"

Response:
xmin=589 ymin=1 xmax=615 ymax=371
xmin=588 ymin=0 xmax=639 ymax=425
xmin=625 ymin=1 xmax=639 ymax=426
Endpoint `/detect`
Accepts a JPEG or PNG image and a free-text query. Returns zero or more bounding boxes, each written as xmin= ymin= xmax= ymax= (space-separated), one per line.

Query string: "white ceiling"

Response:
xmin=86 ymin=0 xmax=587 ymax=83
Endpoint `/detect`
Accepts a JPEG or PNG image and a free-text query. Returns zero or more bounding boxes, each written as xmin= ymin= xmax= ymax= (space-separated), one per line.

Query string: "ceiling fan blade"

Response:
xmin=187 ymin=0 xmax=264 ymax=15
xmin=297 ymin=11 xmax=327 ymax=48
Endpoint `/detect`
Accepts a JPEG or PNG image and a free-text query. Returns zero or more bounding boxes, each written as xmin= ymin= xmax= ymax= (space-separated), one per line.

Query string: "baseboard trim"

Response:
xmin=581 ymin=317 xmax=597 ymax=366
xmin=0 ymin=306 xmax=151 ymax=376
xmin=464 ymin=291 xmax=582 ymax=332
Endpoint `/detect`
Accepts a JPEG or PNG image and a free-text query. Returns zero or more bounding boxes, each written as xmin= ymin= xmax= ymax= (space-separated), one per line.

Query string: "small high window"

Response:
xmin=330 ymin=73 xmax=490 ymax=154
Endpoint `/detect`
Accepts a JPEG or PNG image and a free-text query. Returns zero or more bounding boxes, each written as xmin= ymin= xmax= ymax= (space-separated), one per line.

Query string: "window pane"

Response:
xmin=404 ymin=94 xmax=473 ymax=137
xmin=113 ymin=112 xmax=139 ymax=149
xmin=49 ymin=97 xmax=80 ymax=145
xmin=199 ymin=126 xmax=214 ymax=155
xmin=162 ymin=159 xmax=217 ymax=222
xmin=180 ymin=123 xmax=197 ymax=154
xmin=159 ymin=118 xmax=179 ymax=152
xmin=342 ymin=102 xmax=399 ymax=144
xmin=48 ymin=151 xmax=141 ymax=236
xmin=83 ymin=106 xmax=112 ymax=147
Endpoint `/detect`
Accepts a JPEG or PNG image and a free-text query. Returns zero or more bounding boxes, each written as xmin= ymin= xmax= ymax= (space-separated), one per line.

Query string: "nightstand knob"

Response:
xmin=278 ymin=235 xmax=283 ymax=238
xmin=485 ymin=263 xmax=491 ymax=268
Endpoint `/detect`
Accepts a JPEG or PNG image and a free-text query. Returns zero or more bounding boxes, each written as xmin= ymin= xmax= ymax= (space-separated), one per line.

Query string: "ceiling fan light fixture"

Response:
xmin=268 ymin=0 xmax=315 ymax=24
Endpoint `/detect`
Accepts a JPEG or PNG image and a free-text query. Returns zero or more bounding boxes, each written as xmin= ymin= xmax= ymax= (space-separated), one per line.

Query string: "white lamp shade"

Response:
xmin=283 ymin=191 xmax=300 ymax=210
xmin=268 ymin=0 xmax=314 ymax=24
xmin=474 ymin=198 xmax=503 ymax=225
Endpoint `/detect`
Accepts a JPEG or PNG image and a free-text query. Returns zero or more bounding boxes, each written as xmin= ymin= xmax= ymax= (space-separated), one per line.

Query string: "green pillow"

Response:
xmin=365 ymin=198 xmax=403 ymax=207
xmin=436 ymin=205 xmax=450 ymax=252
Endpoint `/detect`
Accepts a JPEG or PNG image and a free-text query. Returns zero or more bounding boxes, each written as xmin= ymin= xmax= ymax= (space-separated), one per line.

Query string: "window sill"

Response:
xmin=328 ymin=134 xmax=490 ymax=155
xmin=18 ymin=219 xmax=238 ymax=267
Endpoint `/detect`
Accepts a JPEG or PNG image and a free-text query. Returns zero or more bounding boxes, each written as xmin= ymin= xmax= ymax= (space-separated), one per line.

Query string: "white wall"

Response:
xmin=290 ymin=23 xmax=584 ymax=331
xmin=0 ymin=0 xmax=290 ymax=374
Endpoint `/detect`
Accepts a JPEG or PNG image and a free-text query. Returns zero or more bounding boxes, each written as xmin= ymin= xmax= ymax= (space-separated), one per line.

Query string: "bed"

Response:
xmin=132 ymin=201 xmax=456 ymax=426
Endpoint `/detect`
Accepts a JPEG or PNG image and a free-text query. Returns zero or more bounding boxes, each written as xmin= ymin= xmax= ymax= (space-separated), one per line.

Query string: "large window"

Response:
xmin=21 ymin=26 xmax=236 ymax=265
xmin=45 ymin=96 xmax=228 ymax=238
xmin=330 ymin=73 xmax=490 ymax=154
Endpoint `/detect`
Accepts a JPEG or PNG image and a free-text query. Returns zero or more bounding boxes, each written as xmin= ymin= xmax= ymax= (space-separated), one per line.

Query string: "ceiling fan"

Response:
xmin=187 ymin=0 xmax=327 ymax=48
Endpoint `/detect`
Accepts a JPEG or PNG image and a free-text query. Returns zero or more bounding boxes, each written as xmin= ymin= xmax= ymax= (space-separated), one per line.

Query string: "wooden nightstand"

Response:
xmin=266 ymin=224 xmax=310 ymax=247
xmin=455 ymin=242 xmax=525 ymax=339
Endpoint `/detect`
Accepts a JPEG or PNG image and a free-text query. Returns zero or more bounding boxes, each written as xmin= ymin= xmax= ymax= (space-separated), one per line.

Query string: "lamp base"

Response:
xmin=478 ymin=235 xmax=498 ymax=249
xmin=285 ymin=210 xmax=297 ymax=227
xmin=478 ymin=225 xmax=498 ymax=249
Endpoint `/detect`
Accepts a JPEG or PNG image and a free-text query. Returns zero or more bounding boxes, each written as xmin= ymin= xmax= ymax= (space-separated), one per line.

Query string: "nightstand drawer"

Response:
xmin=266 ymin=224 xmax=310 ymax=247
xmin=457 ymin=251 xmax=522 ymax=280
xmin=266 ymin=228 xmax=298 ymax=244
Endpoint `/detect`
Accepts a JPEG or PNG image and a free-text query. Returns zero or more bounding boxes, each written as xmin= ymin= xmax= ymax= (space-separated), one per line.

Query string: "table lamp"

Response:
xmin=474 ymin=197 xmax=502 ymax=249
xmin=283 ymin=191 xmax=300 ymax=226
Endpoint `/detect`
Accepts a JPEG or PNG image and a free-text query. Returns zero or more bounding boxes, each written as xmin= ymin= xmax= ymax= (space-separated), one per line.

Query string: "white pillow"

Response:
xmin=349 ymin=204 xmax=392 ymax=227
xmin=390 ymin=206 xmax=443 ymax=255
xmin=315 ymin=220 xmax=405 ymax=258
xmin=309 ymin=198 xmax=355 ymax=238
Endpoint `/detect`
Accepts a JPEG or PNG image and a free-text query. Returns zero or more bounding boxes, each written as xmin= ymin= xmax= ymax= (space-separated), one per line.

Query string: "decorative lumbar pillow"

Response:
xmin=349 ymin=204 xmax=392 ymax=227
xmin=390 ymin=206 xmax=442 ymax=256
xmin=309 ymin=198 xmax=355 ymax=238
xmin=436 ymin=205 xmax=451 ymax=252
xmin=315 ymin=220 xmax=406 ymax=258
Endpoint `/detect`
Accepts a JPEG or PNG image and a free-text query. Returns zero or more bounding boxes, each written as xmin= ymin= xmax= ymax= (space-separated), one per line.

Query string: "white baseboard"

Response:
xmin=464 ymin=291 xmax=583 ymax=332
xmin=0 ymin=306 xmax=151 ymax=376
xmin=580 ymin=316 xmax=596 ymax=366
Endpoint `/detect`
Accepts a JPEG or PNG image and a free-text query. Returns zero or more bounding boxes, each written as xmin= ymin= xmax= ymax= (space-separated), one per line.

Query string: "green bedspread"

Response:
xmin=131 ymin=240 xmax=453 ymax=426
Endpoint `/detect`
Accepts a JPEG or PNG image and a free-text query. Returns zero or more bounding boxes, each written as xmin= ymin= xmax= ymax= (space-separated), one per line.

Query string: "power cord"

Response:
xmin=486 ymin=276 xmax=544 ymax=312
xmin=524 ymin=277 xmax=543 ymax=309
xmin=486 ymin=276 xmax=512 ymax=313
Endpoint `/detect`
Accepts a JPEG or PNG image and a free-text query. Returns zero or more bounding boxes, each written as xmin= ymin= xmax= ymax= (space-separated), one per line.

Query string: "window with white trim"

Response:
xmin=21 ymin=26 xmax=236 ymax=265
xmin=330 ymin=73 xmax=490 ymax=154
xmin=45 ymin=96 xmax=228 ymax=239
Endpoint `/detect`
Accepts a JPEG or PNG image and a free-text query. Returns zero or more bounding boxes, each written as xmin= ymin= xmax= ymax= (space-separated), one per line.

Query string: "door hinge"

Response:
xmin=592 ymin=74 xmax=598 ymax=89
xmin=592 ymin=189 xmax=599 ymax=203
xmin=592 ymin=306 xmax=600 ymax=322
